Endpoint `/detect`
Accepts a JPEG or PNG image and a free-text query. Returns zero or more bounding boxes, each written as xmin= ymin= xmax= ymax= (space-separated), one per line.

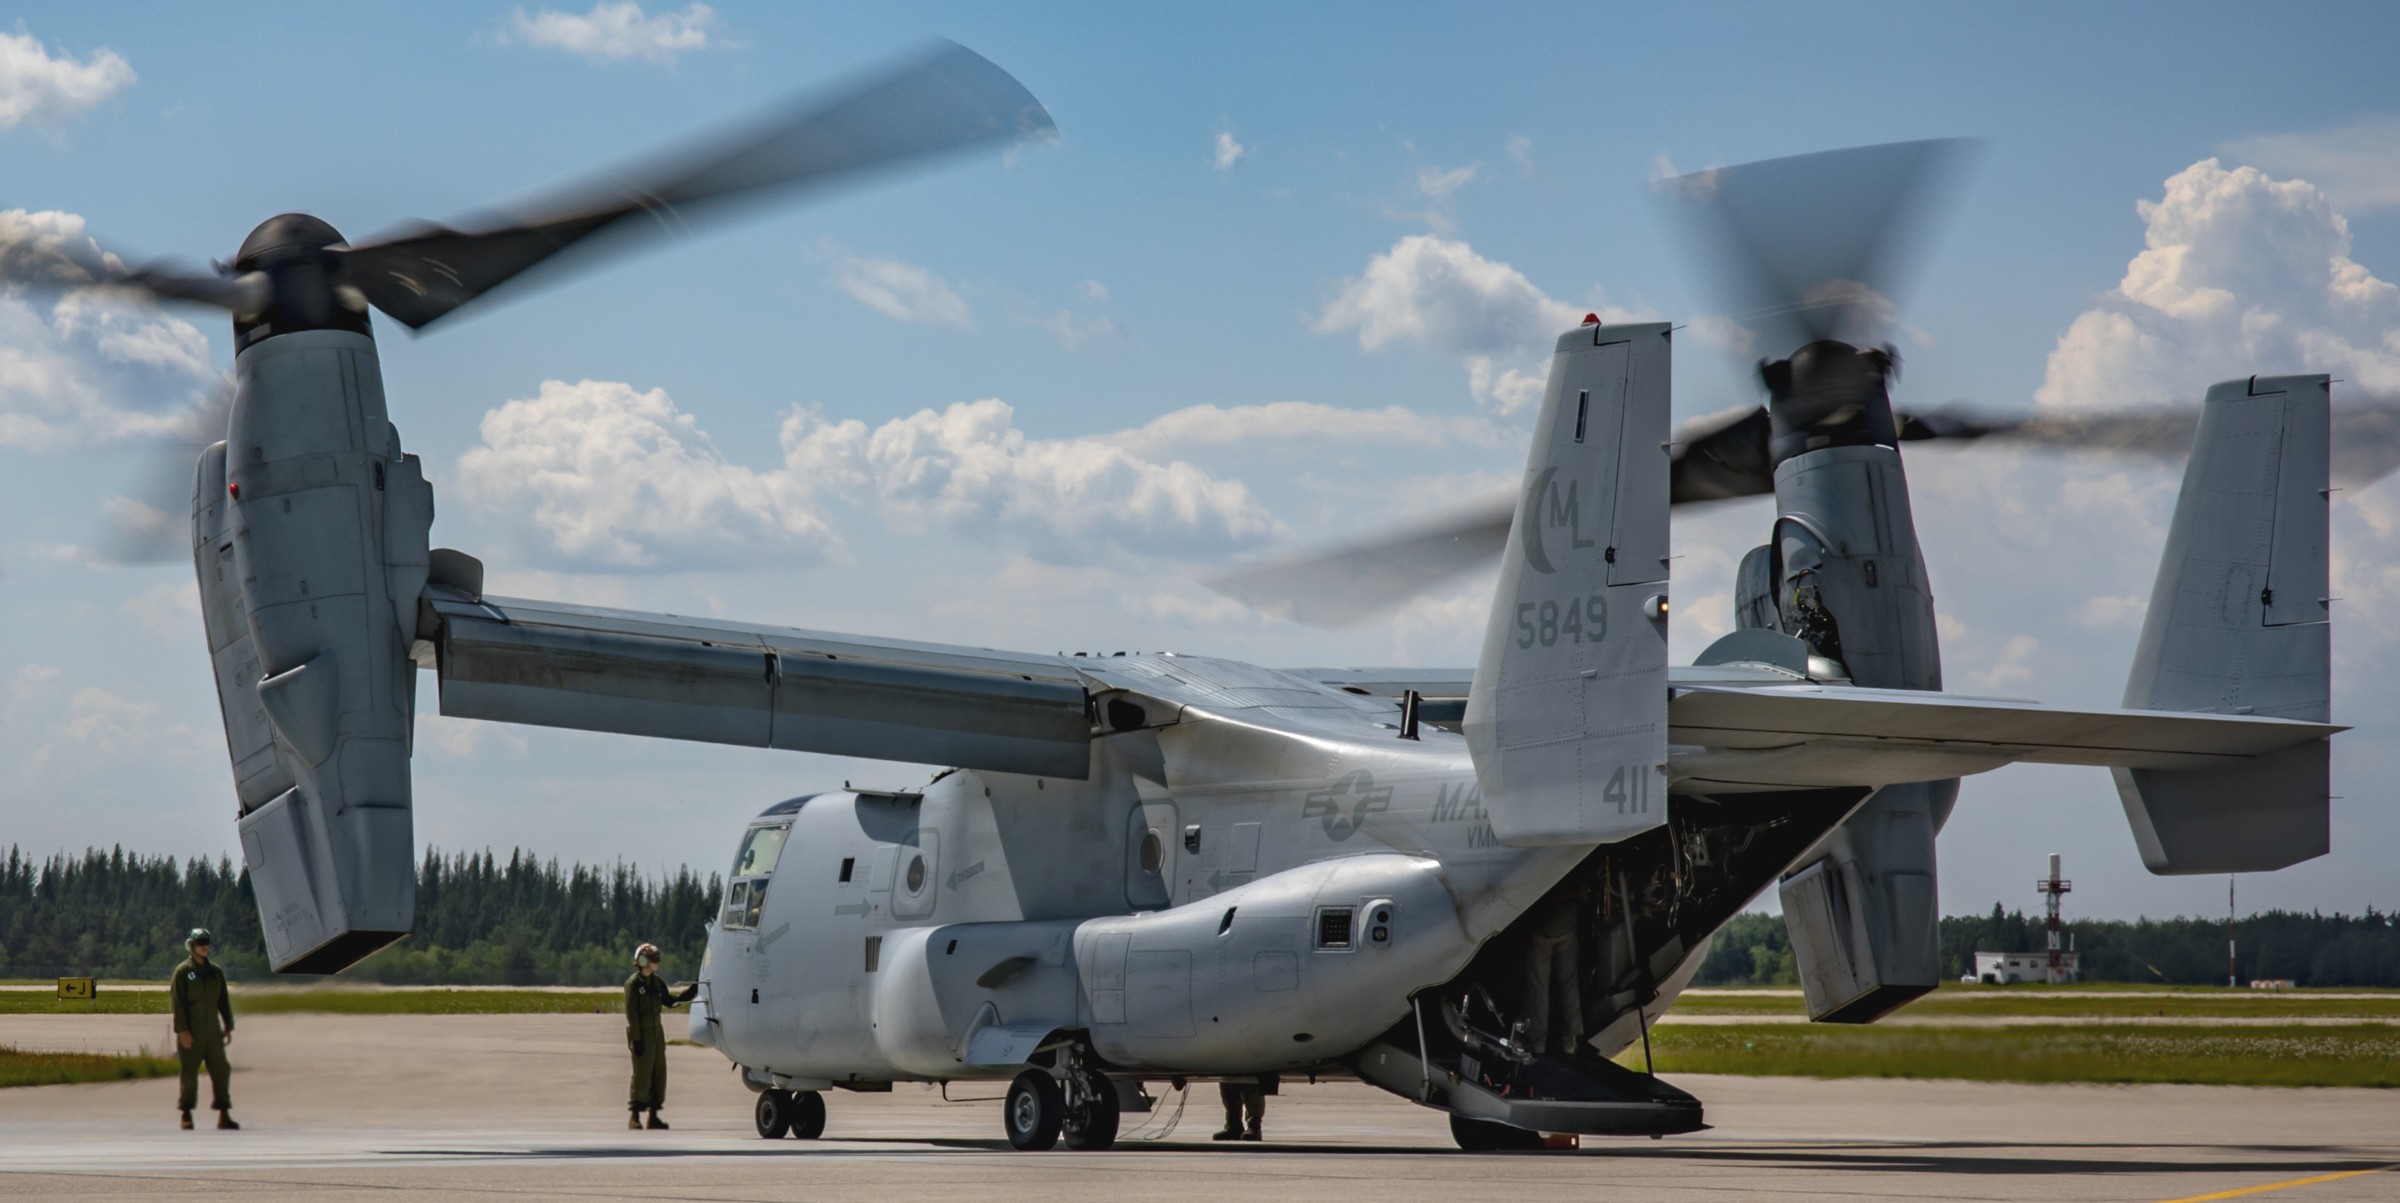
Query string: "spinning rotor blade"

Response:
xmin=1202 ymin=500 xmax=1515 ymax=628
xmin=93 ymin=380 xmax=236 ymax=565
xmin=1660 ymin=139 xmax=1973 ymax=353
xmin=1208 ymin=408 xmax=1792 ymax=625
xmin=0 ymin=220 xmax=268 ymax=314
xmin=338 ymin=40 xmax=1054 ymax=329
xmin=1904 ymin=398 xmax=2400 ymax=490
xmin=1670 ymin=405 xmax=1775 ymax=503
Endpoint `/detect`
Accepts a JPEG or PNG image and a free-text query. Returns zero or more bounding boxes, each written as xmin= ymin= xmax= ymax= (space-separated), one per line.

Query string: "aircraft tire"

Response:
xmin=1061 ymin=1073 xmax=1120 ymax=1151
xmin=788 ymin=1090 xmax=826 ymax=1139
xmin=754 ymin=1089 xmax=793 ymax=1140
xmin=1004 ymin=1070 xmax=1064 ymax=1150
xmin=1448 ymin=1114 xmax=1545 ymax=1152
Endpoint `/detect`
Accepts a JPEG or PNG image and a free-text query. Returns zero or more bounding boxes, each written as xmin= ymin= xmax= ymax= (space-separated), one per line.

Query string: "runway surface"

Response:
xmin=5 ymin=1012 xmax=2395 ymax=1201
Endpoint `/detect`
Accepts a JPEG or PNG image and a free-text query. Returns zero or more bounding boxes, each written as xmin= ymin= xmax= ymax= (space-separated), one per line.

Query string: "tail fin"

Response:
xmin=2115 ymin=374 xmax=2332 ymax=873
xmin=1463 ymin=322 xmax=1673 ymax=846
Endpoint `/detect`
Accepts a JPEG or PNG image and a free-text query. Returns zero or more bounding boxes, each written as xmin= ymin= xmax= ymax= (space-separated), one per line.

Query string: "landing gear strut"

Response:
xmin=1061 ymin=1069 xmax=1121 ymax=1151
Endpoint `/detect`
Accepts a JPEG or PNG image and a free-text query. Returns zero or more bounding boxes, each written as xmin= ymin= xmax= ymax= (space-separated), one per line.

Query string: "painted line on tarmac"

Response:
xmin=2155 ymin=1163 xmax=2395 ymax=1202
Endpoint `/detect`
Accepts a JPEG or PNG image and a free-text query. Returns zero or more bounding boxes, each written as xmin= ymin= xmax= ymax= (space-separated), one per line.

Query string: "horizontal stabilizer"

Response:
xmin=1668 ymin=682 xmax=2338 ymax=772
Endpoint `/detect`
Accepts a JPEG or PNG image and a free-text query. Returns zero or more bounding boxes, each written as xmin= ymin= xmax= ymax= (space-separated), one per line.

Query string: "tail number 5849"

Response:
xmin=1514 ymin=595 xmax=1607 ymax=649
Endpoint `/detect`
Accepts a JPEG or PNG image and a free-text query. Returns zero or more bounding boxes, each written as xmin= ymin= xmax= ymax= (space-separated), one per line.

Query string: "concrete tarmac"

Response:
xmin=4 ymin=1012 xmax=2396 ymax=1202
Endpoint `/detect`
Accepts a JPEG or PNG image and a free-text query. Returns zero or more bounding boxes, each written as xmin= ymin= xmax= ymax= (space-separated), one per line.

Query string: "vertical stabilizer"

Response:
xmin=1464 ymin=322 xmax=1672 ymax=846
xmin=2115 ymin=374 xmax=2333 ymax=873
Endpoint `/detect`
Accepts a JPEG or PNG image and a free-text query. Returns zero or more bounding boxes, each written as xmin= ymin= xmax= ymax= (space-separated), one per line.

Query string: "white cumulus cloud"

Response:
xmin=1317 ymin=235 xmax=1637 ymax=417
xmin=504 ymin=2 xmax=716 ymax=65
xmin=1100 ymin=400 xmax=1501 ymax=458
xmin=2223 ymin=116 xmax=2400 ymax=214
xmin=455 ymin=379 xmax=833 ymax=571
xmin=1213 ymin=130 xmax=1247 ymax=174
xmin=783 ymin=398 xmax=1281 ymax=561
xmin=830 ymin=251 xmax=972 ymax=331
xmin=2036 ymin=158 xmax=2400 ymax=412
xmin=1415 ymin=162 xmax=1479 ymax=200
xmin=455 ymin=381 xmax=1282 ymax=570
xmin=1506 ymin=134 xmax=1538 ymax=180
xmin=0 ymin=210 xmax=221 ymax=450
xmin=0 ymin=28 xmax=133 ymax=129
xmin=1317 ymin=235 xmax=1579 ymax=358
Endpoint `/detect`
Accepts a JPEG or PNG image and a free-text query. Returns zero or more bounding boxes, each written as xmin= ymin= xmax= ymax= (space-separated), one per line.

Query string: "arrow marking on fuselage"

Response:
xmin=833 ymin=902 xmax=870 ymax=917
xmin=948 ymin=861 xmax=985 ymax=889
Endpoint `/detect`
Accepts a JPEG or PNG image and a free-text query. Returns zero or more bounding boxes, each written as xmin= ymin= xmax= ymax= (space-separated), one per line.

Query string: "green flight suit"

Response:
xmin=170 ymin=956 xmax=233 ymax=1112
xmin=624 ymin=972 xmax=697 ymax=1112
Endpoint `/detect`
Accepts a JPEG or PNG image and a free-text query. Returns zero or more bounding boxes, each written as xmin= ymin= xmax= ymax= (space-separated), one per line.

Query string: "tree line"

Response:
xmin=1694 ymin=904 xmax=2400 ymax=987
xmin=0 ymin=846 xmax=719 ymax=985
xmin=9 ymin=845 xmax=2395 ymax=987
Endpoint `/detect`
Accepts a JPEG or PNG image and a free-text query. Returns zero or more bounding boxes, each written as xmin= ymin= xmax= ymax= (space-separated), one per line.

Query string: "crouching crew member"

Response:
xmin=171 ymin=928 xmax=238 ymax=1131
xmin=625 ymin=942 xmax=699 ymax=1129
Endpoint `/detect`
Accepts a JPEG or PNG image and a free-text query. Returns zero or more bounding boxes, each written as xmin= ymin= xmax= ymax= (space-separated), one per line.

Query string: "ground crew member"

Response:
xmin=625 ymin=942 xmax=698 ymax=1129
xmin=170 ymin=928 xmax=238 ymax=1130
xmin=1522 ymin=885 xmax=1585 ymax=1055
xmin=1214 ymin=1080 xmax=1264 ymax=1141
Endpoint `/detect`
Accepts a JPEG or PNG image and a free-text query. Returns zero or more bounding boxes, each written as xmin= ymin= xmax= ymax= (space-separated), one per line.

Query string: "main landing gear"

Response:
xmin=1003 ymin=1063 xmax=1120 ymax=1151
xmin=753 ymin=1088 xmax=826 ymax=1140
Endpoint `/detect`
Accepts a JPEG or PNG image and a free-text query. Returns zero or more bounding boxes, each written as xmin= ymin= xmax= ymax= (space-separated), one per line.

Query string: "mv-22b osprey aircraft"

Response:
xmin=26 ymin=45 xmax=2351 ymax=1152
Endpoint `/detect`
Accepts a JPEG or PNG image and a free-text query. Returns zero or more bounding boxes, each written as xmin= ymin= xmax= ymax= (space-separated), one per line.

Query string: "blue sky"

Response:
xmin=5 ymin=2 xmax=2400 ymax=923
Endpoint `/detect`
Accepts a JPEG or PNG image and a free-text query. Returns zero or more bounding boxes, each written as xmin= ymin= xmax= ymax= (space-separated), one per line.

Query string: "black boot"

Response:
xmin=646 ymin=1109 xmax=669 ymax=1130
xmin=216 ymin=1110 xmax=240 ymax=1130
xmin=179 ymin=1109 xmax=193 ymax=1130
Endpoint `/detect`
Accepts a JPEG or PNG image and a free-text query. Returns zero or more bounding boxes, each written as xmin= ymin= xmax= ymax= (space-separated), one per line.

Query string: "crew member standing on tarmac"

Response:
xmin=1214 ymin=1080 xmax=1265 ymax=1142
xmin=170 ymin=928 xmax=238 ymax=1131
xmin=625 ymin=942 xmax=698 ymax=1130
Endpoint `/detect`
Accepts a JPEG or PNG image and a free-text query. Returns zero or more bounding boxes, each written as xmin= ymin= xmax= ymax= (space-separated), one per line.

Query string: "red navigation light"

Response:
xmin=228 ymin=481 xmax=239 ymax=499
xmin=1582 ymin=313 xmax=1601 ymax=326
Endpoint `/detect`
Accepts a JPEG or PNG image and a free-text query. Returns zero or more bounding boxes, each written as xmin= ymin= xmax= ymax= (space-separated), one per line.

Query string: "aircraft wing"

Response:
xmin=1664 ymin=681 xmax=2343 ymax=791
xmin=1299 ymin=665 xmax=2339 ymax=791
xmin=422 ymin=588 xmax=1095 ymax=778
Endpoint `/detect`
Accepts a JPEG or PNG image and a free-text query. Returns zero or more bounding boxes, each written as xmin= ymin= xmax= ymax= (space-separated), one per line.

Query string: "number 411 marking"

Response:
xmin=1604 ymin=765 xmax=1652 ymax=815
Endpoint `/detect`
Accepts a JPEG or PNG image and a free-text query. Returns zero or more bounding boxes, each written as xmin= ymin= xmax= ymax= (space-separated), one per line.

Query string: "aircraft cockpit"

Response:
xmin=722 ymin=821 xmax=789 ymax=931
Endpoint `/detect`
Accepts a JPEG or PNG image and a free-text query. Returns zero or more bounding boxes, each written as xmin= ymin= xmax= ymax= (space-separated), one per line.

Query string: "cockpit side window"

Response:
xmin=722 ymin=823 xmax=790 ymax=930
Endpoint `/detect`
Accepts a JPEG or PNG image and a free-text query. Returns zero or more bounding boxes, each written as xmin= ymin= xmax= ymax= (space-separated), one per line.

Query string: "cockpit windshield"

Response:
xmin=733 ymin=825 xmax=788 ymax=878
xmin=722 ymin=823 xmax=789 ymax=930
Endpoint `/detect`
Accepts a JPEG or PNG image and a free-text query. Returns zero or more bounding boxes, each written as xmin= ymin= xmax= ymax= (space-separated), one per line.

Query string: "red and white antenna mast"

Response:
xmin=2036 ymin=853 xmax=2072 ymax=984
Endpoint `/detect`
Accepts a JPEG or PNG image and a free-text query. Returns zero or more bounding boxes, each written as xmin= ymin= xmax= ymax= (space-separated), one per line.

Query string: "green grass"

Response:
xmin=1671 ymin=987 xmax=2400 ymax=1020
xmin=1623 ymin=1022 xmax=2400 ymax=1088
xmin=0 ymin=1044 xmax=178 ymax=1089
xmin=0 ymin=988 xmax=620 ymax=1016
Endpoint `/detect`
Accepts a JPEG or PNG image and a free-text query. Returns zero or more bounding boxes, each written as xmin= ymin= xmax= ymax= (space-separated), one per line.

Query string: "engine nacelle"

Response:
xmin=193 ymin=328 xmax=431 ymax=973
xmin=1073 ymin=854 xmax=1467 ymax=1072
